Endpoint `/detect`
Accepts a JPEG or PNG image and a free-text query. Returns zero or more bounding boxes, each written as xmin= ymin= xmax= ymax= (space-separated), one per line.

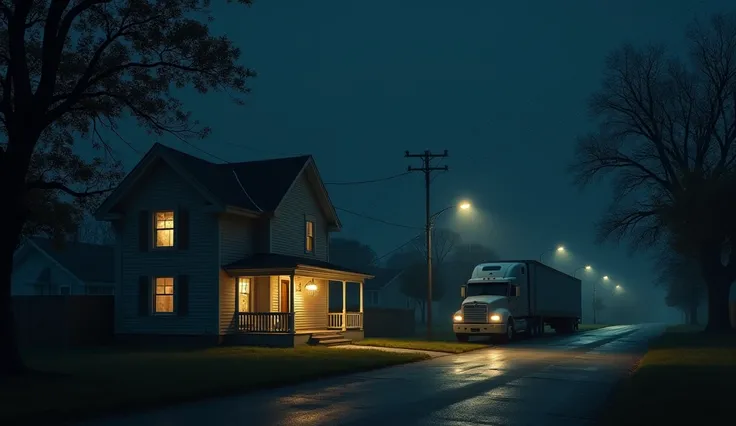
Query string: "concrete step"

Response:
xmin=311 ymin=333 xmax=344 ymax=341
xmin=316 ymin=338 xmax=353 ymax=347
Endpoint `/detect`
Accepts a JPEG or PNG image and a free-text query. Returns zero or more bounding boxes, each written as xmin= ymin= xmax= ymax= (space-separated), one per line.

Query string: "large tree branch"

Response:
xmin=26 ymin=179 xmax=116 ymax=197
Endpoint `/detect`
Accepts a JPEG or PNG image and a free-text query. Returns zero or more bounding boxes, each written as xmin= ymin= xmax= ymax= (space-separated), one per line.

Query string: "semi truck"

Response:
xmin=452 ymin=260 xmax=581 ymax=342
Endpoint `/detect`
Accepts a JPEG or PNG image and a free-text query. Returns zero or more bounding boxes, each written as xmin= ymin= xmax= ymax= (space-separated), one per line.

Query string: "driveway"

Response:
xmin=77 ymin=324 xmax=664 ymax=426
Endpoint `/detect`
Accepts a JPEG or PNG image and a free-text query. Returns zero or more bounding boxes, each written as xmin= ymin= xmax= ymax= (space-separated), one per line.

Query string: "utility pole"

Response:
xmin=405 ymin=149 xmax=449 ymax=340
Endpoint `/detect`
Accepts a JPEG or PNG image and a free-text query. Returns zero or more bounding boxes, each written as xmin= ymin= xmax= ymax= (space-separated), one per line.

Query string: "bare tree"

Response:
xmin=0 ymin=1 xmax=255 ymax=376
xmin=569 ymin=12 xmax=736 ymax=332
xmin=75 ymin=214 xmax=115 ymax=245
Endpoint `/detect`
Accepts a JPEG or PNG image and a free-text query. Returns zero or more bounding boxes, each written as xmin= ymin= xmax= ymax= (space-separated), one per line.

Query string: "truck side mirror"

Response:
xmin=460 ymin=286 xmax=467 ymax=299
xmin=514 ymin=285 xmax=521 ymax=297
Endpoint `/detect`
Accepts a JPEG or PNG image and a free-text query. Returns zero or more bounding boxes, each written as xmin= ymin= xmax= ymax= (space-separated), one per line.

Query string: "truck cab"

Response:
xmin=453 ymin=262 xmax=528 ymax=342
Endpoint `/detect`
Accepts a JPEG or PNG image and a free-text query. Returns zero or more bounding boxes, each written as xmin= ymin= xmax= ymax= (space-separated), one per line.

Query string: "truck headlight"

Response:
xmin=490 ymin=314 xmax=501 ymax=322
xmin=453 ymin=315 xmax=463 ymax=322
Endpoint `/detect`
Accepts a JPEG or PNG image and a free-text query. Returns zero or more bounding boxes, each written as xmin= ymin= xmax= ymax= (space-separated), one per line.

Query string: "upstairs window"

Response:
xmin=155 ymin=211 xmax=175 ymax=248
xmin=305 ymin=220 xmax=315 ymax=253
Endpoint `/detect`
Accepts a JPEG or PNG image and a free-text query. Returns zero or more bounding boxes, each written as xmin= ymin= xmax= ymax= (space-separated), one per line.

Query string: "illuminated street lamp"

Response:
xmin=539 ymin=245 xmax=566 ymax=263
xmin=573 ymin=265 xmax=592 ymax=278
xmin=425 ymin=201 xmax=473 ymax=339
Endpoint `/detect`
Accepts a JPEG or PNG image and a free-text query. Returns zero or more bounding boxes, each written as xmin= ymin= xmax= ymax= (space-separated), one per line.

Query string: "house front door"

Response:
xmin=280 ymin=279 xmax=290 ymax=313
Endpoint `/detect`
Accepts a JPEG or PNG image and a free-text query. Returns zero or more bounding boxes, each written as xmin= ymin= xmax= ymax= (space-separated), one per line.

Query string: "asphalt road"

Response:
xmin=78 ymin=324 xmax=665 ymax=426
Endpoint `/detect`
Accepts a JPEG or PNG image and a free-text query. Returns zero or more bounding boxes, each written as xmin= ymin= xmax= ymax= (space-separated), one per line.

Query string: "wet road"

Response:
xmin=79 ymin=324 xmax=664 ymax=426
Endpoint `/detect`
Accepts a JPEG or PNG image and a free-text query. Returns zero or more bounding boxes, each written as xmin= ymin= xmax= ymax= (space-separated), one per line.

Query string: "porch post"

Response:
xmin=289 ymin=274 xmax=296 ymax=333
xmin=359 ymin=280 xmax=364 ymax=330
xmin=341 ymin=280 xmax=347 ymax=332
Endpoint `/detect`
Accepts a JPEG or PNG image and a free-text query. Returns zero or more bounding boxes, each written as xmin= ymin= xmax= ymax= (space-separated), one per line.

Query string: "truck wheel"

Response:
xmin=503 ymin=320 xmax=515 ymax=343
xmin=456 ymin=334 xmax=469 ymax=342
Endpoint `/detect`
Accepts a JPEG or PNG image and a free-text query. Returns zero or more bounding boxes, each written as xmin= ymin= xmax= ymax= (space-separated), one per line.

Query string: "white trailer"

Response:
xmin=452 ymin=260 xmax=582 ymax=342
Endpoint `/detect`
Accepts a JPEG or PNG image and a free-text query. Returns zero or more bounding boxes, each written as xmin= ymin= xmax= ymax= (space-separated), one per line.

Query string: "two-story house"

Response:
xmin=95 ymin=143 xmax=372 ymax=347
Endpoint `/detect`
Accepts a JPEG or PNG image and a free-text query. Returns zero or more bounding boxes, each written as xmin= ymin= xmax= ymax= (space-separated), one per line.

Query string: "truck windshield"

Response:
xmin=467 ymin=282 xmax=509 ymax=297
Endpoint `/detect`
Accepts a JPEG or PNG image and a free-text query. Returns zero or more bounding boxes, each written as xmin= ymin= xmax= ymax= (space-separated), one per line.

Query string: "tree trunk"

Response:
xmin=0 ymin=213 xmax=27 ymax=377
xmin=704 ymin=278 xmax=732 ymax=332
xmin=688 ymin=301 xmax=699 ymax=326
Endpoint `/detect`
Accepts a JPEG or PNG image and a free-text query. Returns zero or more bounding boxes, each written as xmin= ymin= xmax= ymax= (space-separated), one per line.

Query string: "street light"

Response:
xmin=573 ymin=265 xmax=592 ymax=278
xmin=539 ymin=245 xmax=565 ymax=263
xmin=425 ymin=201 xmax=472 ymax=340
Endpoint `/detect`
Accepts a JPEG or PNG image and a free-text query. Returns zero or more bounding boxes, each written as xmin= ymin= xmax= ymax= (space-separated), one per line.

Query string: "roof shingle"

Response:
xmin=223 ymin=253 xmax=373 ymax=277
xmin=159 ymin=144 xmax=310 ymax=212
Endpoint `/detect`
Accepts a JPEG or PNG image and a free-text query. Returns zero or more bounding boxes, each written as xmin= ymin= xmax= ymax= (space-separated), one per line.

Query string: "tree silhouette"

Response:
xmin=386 ymin=228 xmax=461 ymax=322
xmin=329 ymin=238 xmax=377 ymax=272
xmin=569 ymin=12 xmax=736 ymax=332
xmin=657 ymin=250 xmax=705 ymax=325
xmin=0 ymin=0 xmax=254 ymax=376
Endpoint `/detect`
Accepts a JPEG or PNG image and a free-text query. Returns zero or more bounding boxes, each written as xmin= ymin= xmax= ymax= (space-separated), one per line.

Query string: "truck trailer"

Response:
xmin=452 ymin=260 xmax=582 ymax=342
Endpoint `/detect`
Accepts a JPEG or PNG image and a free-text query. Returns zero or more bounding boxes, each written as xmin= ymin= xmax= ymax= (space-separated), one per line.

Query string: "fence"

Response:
xmin=13 ymin=296 xmax=114 ymax=348
xmin=363 ymin=307 xmax=415 ymax=338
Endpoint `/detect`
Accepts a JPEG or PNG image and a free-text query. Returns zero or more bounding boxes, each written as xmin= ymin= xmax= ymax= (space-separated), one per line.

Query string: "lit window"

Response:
xmin=154 ymin=211 xmax=175 ymax=247
xmin=305 ymin=220 xmax=314 ymax=253
xmin=155 ymin=277 xmax=175 ymax=313
xmin=238 ymin=277 xmax=251 ymax=313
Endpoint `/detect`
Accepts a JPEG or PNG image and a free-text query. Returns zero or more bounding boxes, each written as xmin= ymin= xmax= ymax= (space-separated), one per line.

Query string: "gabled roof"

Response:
xmin=95 ymin=143 xmax=341 ymax=228
xmin=22 ymin=237 xmax=115 ymax=283
xmin=364 ymin=268 xmax=403 ymax=291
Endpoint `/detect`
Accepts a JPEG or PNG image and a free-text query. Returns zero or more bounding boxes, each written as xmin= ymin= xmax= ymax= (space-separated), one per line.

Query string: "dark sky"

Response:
xmin=110 ymin=1 xmax=732 ymax=322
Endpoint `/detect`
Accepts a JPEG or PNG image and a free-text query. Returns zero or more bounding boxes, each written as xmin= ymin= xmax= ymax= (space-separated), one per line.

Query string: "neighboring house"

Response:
xmin=95 ymin=143 xmax=373 ymax=347
xmin=12 ymin=237 xmax=115 ymax=296
xmin=364 ymin=268 xmax=413 ymax=309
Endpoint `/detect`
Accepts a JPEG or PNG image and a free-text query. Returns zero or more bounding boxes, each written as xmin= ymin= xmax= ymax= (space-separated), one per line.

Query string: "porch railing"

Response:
xmin=327 ymin=312 xmax=363 ymax=329
xmin=346 ymin=312 xmax=362 ymax=329
xmin=238 ymin=312 xmax=291 ymax=333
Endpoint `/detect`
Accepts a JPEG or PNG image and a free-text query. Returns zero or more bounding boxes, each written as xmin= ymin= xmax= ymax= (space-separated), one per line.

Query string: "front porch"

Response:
xmin=222 ymin=253 xmax=373 ymax=345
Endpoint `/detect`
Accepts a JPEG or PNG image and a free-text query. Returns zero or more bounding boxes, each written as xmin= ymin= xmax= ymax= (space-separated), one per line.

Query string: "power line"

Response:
xmin=324 ymin=172 xmax=410 ymax=186
xmin=405 ymin=149 xmax=449 ymax=340
xmin=334 ymin=206 xmax=421 ymax=230
xmin=371 ymin=233 xmax=423 ymax=265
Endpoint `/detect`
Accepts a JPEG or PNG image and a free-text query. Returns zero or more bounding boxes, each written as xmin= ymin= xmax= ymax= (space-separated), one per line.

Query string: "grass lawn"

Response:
xmin=597 ymin=325 xmax=736 ymax=426
xmin=0 ymin=346 xmax=428 ymax=425
xmin=355 ymin=331 xmax=487 ymax=354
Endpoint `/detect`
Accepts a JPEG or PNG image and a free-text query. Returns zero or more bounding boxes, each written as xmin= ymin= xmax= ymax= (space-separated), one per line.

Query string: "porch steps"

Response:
xmin=308 ymin=332 xmax=352 ymax=347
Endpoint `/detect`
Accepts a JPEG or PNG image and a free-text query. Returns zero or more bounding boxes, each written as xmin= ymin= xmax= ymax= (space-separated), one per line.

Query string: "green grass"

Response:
xmin=354 ymin=337 xmax=487 ymax=353
xmin=597 ymin=325 xmax=736 ymax=426
xmin=0 ymin=346 xmax=428 ymax=425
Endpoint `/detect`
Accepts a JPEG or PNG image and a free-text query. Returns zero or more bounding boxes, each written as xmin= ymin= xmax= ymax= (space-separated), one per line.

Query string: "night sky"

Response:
xmin=105 ymin=1 xmax=733 ymax=322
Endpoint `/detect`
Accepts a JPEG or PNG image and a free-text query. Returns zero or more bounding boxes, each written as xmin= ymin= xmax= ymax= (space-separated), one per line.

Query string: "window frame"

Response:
xmin=304 ymin=217 xmax=315 ymax=254
xmin=238 ymin=277 xmax=251 ymax=313
xmin=153 ymin=210 xmax=176 ymax=249
xmin=153 ymin=276 xmax=176 ymax=315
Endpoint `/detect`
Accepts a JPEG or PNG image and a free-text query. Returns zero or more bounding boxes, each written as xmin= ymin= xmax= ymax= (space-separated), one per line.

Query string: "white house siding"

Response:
xmin=270 ymin=172 xmax=329 ymax=261
xmin=218 ymin=214 xmax=255 ymax=334
xmin=218 ymin=269 xmax=236 ymax=333
xmin=116 ymin=160 xmax=220 ymax=336
xmin=269 ymin=275 xmax=280 ymax=312
xmin=11 ymin=250 xmax=83 ymax=295
xmin=294 ymin=277 xmax=328 ymax=331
